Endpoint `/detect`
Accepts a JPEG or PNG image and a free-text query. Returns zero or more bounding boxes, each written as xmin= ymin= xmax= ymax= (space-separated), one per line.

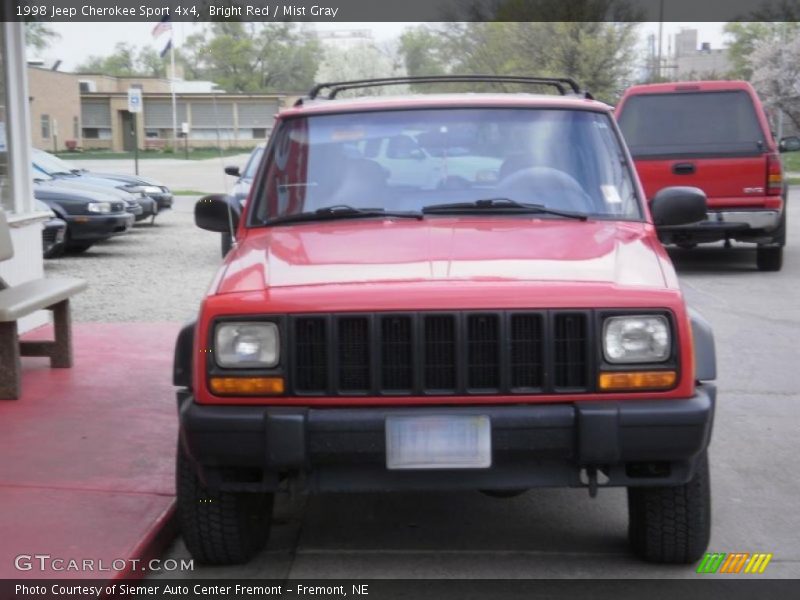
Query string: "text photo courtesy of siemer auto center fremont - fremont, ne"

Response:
xmin=1 ymin=0 xmax=800 ymax=598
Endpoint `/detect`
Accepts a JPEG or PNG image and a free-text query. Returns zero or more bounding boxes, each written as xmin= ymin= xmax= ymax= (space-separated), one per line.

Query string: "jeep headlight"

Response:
xmin=86 ymin=202 xmax=111 ymax=214
xmin=603 ymin=315 xmax=670 ymax=364
xmin=215 ymin=322 xmax=279 ymax=368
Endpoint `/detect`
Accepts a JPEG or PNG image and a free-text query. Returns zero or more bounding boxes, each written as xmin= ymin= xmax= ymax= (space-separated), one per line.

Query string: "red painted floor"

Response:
xmin=0 ymin=323 xmax=180 ymax=580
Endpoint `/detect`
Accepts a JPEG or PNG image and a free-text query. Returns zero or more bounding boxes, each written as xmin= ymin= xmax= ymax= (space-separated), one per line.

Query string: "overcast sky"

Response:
xmin=37 ymin=22 xmax=728 ymax=72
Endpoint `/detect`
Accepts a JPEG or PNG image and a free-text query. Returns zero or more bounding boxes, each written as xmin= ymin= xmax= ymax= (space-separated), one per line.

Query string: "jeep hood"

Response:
xmin=217 ymin=218 xmax=670 ymax=294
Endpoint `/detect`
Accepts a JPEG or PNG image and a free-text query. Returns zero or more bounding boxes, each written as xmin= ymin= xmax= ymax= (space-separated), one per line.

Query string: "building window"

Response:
xmin=252 ymin=128 xmax=267 ymax=139
xmin=73 ymin=116 xmax=79 ymax=139
xmin=82 ymin=128 xmax=112 ymax=140
xmin=40 ymin=114 xmax=50 ymax=139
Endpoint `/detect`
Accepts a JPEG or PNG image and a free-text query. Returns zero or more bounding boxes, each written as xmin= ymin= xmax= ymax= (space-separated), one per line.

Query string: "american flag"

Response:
xmin=152 ymin=16 xmax=172 ymax=39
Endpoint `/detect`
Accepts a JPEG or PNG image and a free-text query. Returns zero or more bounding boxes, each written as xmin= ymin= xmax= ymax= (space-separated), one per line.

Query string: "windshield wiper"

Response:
xmin=422 ymin=198 xmax=588 ymax=221
xmin=264 ymin=204 xmax=423 ymax=226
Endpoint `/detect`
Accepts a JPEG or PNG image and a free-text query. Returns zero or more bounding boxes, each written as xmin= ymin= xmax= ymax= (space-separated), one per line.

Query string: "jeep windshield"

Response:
xmin=251 ymin=108 xmax=642 ymax=225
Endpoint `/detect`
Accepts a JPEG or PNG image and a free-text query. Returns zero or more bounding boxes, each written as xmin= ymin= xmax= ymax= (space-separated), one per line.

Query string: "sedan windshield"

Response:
xmin=251 ymin=108 xmax=641 ymax=224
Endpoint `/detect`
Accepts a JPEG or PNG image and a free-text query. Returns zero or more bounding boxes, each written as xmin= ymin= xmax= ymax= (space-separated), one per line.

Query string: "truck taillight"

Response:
xmin=767 ymin=153 xmax=783 ymax=195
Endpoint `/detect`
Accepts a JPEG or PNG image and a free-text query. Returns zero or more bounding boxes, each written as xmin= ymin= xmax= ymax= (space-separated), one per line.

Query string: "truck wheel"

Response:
xmin=177 ymin=446 xmax=273 ymax=565
xmin=627 ymin=452 xmax=711 ymax=564
xmin=756 ymin=246 xmax=783 ymax=272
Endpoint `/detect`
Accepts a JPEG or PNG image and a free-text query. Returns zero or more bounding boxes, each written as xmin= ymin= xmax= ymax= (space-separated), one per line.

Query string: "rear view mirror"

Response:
xmin=779 ymin=136 xmax=800 ymax=153
xmin=224 ymin=165 xmax=241 ymax=177
xmin=650 ymin=187 xmax=707 ymax=227
xmin=195 ymin=194 xmax=241 ymax=233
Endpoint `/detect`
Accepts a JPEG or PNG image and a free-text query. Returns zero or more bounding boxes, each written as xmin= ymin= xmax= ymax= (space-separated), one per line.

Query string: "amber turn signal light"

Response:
xmin=598 ymin=371 xmax=677 ymax=391
xmin=209 ymin=376 xmax=285 ymax=395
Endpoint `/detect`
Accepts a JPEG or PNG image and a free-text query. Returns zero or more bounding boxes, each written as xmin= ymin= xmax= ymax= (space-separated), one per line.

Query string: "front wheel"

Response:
xmin=627 ymin=453 xmax=711 ymax=564
xmin=177 ymin=445 xmax=273 ymax=565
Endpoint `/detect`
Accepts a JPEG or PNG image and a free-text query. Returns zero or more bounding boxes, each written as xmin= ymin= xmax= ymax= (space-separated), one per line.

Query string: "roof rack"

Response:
xmin=300 ymin=75 xmax=592 ymax=104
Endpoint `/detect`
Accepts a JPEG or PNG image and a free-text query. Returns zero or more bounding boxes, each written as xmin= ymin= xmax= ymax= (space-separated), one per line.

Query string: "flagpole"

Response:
xmin=170 ymin=36 xmax=177 ymax=148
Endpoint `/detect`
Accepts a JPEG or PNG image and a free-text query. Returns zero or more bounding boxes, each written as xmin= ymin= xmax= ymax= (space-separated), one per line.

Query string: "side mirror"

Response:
xmin=224 ymin=165 xmax=241 ymax=177
xmin=195 ymin=194 xmax=241 ymax=233
xmin=409 ymin=148 xmax=426 ymax=160
xmin=650 ymin=186 xmax=707 ymax=227
xmin=779 ymin=136 xmax=800 ymax=153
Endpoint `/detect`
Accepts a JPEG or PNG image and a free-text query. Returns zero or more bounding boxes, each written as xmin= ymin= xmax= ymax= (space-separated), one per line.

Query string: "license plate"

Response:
xmin=386 ymin=415 xmax=491 ymax=470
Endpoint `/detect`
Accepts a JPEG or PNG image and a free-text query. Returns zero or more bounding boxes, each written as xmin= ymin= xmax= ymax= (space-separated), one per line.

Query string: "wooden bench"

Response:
xmin=0 ymin=210 xmax=87 ymax=399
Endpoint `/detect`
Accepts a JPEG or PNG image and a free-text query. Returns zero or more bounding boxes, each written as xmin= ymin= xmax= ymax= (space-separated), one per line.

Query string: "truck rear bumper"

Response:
xmin=659 ymin=210 xmax=782 ymax=244
xmin=178 ymin=384 xmax=715 ymax=493
xmin=708 ymin=209 xmax=780 ymax=230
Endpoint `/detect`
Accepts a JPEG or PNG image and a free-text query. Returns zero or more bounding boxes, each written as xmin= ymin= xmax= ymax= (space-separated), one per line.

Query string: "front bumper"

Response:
xmin=133 ymin=197 xmax=158 ymax=220
xmin=150 ymin=192 xmax=173 ymax=210
xmin=178 ymin=384 xmax=715 ymax=493
xmin=65 ymin=213 xmax=134 ymax=241
xmin=42 ymin=217 xmax=66 ymax=255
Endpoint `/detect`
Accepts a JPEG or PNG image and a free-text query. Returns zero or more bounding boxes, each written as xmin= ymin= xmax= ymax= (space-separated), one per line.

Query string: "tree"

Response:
xmin=77 ymin=43 xmax=139 ymax=76
xmin=25 ymin=23 xmax=59 ymax=53
xmin=317 ymin=41 xmax=405 ymax=94
xmin=180 ymin=23 xmax=321 ymax=92
xmin=723 ymin=22 xmax=800 ymax=80
xmin=399 ymin=27 xmax=448 ymax=79
xmin=396 ymin=21 xmax=639 ymax=103
xmin=137 ymin=48 xmax=168 ymax=79
xmin=74 ymin=23 xmax=321 ymax=92
xmin=750 ymin=34 xmax=800 ymax=131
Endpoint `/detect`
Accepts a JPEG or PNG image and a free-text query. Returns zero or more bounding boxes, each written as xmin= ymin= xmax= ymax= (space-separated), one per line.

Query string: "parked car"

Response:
xmin=221 ymin=145 xmax=264 ymax=256
xmin=80 ymin=171 xmax=173 ymax=213
xmin=32 ymin=149 xmax=160 ymax=222
xmin=179 ymin=76 xmax=717 ymax=566
xmin=616 ymin=80 xmax=799 ymax=271
xmin=33 ymin=177 xmax=134 ymax=253
xmin=35 ymin=199 xmax=67 ymax=258
xmin=355 ymin=134 xmax=503 ymax=189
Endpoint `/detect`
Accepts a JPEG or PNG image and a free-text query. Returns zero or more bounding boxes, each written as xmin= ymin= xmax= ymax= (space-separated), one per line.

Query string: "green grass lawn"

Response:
xmin=55 ymin=147 xmax=254 ymax=161
xmin=781 ymin=152 xmax=800 ymax=173
xmin=781 ymin=152 xmax=800 ymax=184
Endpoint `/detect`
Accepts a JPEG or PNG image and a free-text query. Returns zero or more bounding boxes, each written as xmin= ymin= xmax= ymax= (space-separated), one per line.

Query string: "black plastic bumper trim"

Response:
xmin=177 ymin=385 xmax=715 ymax=492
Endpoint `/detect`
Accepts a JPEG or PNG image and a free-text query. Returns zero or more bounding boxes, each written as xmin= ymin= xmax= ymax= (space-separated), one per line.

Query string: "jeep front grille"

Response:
xmin=290 ymin=311 xmax=593 ymax=396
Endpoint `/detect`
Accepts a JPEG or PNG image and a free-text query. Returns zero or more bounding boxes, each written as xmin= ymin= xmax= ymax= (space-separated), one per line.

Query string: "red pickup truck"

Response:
xmin=616 ymin=80 xmax=800 ymax=271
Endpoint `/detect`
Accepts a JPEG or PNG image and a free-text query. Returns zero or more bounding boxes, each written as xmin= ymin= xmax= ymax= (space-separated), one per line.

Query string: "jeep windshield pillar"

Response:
xmin=179 ymin=75 xmax=716 ymax=566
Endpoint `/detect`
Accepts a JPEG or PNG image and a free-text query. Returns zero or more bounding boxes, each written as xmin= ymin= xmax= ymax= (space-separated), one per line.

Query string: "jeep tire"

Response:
xmin=627 ymin=452 xmax=711 ymax=564
xmin=177 ymin=445 xmax=273 ymax=565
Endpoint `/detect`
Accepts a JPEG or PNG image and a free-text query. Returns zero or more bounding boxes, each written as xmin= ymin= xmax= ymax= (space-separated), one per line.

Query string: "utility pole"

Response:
xmin=127 ymin=87 xmax=143 ymax=175
xmin=657 ymin=0 xmax=664 ymax=80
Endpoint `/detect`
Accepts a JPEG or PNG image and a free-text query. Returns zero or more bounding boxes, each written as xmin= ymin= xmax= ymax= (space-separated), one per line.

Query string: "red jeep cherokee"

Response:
xmin=616 ymin=80 xmax=800 ymax=271
xmin=175 ymin=76 xmax=717 ymax=566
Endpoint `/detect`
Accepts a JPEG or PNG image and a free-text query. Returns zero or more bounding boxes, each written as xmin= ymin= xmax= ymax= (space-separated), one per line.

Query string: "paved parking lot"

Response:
xmin=73 ymin=154 xmax=252 ymax=194
xmin=46 ymin=190 xmax=800 ymax=579
xmin=44 ymin=195 xmax=220 ymax=323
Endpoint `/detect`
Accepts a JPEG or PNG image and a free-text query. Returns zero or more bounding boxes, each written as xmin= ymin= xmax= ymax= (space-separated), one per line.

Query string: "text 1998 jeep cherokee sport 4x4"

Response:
xmin=175 ymin=76 xmax=717 ymax=566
